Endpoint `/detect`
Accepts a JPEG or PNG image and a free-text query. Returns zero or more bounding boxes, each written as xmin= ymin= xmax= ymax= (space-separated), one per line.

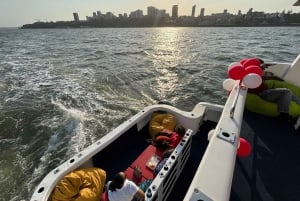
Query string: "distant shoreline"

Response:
xmin=20 ymin=10 xmax=300 ymax=29
xmin=20 ymin=24 xmax=300 ymax=29
xmin=20 ymin=13 xmax=300 ymax=29
xmin=20 ymin=21 xmax=300 ymax=29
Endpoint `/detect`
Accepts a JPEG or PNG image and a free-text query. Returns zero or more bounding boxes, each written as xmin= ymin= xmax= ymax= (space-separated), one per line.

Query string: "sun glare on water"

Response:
xmin=152 ymin=28 xmax=184 ymax=100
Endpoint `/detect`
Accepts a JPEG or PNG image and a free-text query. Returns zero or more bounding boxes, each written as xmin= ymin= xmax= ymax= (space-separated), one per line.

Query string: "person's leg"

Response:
xmin=277 ymin=89 xmax=293 ymax=113
xmin=291 ymin=94 xmax=300 ymax=105
xmin=259 ymin=88 xmax=292 ymax=113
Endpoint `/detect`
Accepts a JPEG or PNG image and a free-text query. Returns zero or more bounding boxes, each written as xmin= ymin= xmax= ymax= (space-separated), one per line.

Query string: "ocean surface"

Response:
xmin=0 ymin=27 xmax=299 ymax=201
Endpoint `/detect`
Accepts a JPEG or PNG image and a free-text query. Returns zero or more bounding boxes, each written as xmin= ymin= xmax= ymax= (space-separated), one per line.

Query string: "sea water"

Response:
xmin=0 ymin=27 xmax=299 ymax=201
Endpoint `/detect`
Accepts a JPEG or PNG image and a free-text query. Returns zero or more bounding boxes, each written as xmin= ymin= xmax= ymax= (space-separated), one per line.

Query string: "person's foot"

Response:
xmin=279 ymin=112 xmax=289 ymax=120
xmin=279 ymin=112 xmax=296 ymax=124
xmin=294 ymin=116 xmax=300 ymax=130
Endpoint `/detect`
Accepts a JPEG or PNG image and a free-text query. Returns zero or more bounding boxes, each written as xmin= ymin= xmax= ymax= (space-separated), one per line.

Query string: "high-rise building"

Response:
xmin=247 ymin=8 xmax=253 ymax=15
xmin=158 ymin=9 xmax=167 ymax=18
xmin=105 ymin=12 xmax=114 ymax=19
xmin=147 ymin=6 xmax=158 ymax=18
xmin=172 ymin=5 xmax=178 ymax=18
xmin=192 ymin=5 xmax=196 ymax=17
xmin=73 ymin=12 xmax=79 ymax=22
xmin=147 ymin=7 xmax=166 ymax=19
xmin=130 ymin=9 xmax=143 ymax=18
xmin=200 ymin=8 xmax=205 ymax=17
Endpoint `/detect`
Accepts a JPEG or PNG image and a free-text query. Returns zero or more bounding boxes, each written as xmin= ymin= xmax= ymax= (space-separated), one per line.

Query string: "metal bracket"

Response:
xmin=217 ymin=128 xmax=236 ymax=144
xmin=190 ymin=188 xmax=213 ymax=201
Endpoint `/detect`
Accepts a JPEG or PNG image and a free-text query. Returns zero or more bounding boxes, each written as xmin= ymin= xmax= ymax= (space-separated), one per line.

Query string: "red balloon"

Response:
xmin=228 ymin=64 xmax=245 ymax=80
xmin=243 ymin=58 xmax=261 ymax=68
xmin=244 ymin=65 xmax=263 ymax=76
xmin=237 ymin=137 xmax=252 ymax=157
xmin=240 ymin=58 xmax=249 ymax=65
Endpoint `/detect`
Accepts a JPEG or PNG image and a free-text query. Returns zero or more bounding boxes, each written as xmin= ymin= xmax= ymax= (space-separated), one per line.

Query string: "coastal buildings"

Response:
xmin=73 ymin=13 xmax=79 ymax=22
xmin=200 ymin=8 xmax=205 ymax=18
xmin=192 ymin=5 xmax=196 ymax=17
xmin=77 ymin=4 xmax=299 ymax=26
xmin=172 ymin=5 xmax=179 ymax=18
xmin=130 ymin=9 xmax=143 ymax=18
xmin=21 ymin=4 xmax=300 ymax=28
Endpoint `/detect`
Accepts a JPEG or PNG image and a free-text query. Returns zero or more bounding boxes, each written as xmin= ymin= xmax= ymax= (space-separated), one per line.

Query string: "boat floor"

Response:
xmin=92 ymin=119 xmax=215 ymax=201
xmin=92 ymin=109 xmax=300 ymax=201
xmin=231 ymin=110 xmax=300 ymax=201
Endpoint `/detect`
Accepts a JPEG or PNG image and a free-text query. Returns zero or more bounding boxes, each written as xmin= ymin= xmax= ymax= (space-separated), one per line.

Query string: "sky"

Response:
xmin=0 ymin=0 xmax=299 ymax=27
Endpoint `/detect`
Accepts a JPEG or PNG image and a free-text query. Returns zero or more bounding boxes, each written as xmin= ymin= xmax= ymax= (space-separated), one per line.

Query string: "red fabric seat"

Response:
xmin=129 ymin=145 xmax=164 ymax=180
xmin=124 ymin=166 xmax=146 ymax=185
xmin=100 ymin=190 xmax=109 ymax=201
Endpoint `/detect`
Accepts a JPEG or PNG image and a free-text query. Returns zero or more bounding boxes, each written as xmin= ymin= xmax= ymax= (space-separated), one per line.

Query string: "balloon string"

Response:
xmin=238 ymin=79 xmax=242 ymax=86
xmin=230 ymin=85 xmax=240 ymax=118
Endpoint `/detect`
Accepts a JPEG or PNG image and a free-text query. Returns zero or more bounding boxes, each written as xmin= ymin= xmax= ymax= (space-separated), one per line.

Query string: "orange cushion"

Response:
xmin=149 ymin=113 xmax=176 ymax=138
xmin=51 ymin=168 xmax=106 ymax=201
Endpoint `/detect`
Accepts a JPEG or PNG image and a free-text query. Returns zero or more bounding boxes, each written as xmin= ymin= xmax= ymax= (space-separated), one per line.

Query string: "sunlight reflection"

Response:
xmin=152 ymin=28 xmax=183 ymax=101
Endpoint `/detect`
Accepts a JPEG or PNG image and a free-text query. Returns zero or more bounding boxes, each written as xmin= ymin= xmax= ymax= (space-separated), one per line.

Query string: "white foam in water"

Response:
xmin=51 ymin=99 xmax=87 ymax=120
xmin=0 ymin=81 xmax=6 ymax=91
xmin=38 ymin=82 xmax=55 ymax=87
xmin=50 ymin=98 xmax=101 ymax=152
xmin=2 ymin=57 xmax=145 ymax=201
xmin=29 ymin=133 xmax=61 ymax=184
xmin=2 ymin=34 xmax=159 ymax=201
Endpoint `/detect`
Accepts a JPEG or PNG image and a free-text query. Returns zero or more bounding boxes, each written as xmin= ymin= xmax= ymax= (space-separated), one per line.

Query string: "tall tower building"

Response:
xmin=130 ymin=9 xmax=143 ymax=18
xmin=147 ymin=6 xmax=158 ymax=18
xmin=192 ymin=5 xmax=196 ymax=17
xmin=200 ymin=8 xmax=205 ymax=17
xmin=172 ymin=5 xmax=178 ymax=18
xmin=73 ymin=12 xmax=79 ymax=22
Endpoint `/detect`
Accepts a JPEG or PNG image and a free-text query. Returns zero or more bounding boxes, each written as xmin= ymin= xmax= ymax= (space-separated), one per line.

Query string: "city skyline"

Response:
xmin=1 ymin=0 xmax=299 ymax=27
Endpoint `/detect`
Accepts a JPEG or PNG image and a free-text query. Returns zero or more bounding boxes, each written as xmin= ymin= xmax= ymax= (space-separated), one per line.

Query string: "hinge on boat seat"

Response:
xmin=189 ymin=188 xmax=213 ymax=201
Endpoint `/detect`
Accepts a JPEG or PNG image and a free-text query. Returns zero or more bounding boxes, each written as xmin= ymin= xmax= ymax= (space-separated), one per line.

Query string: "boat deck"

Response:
xmin=231 ymin=110 xmax=300 ymax=201
xmin=92 ymin=119 xmax=215 ymax=201
xmin=169 ymin=110 xmax=300 ymax=201
xmin=92 ymin=124 xmax=150 ymax=179
xmin=92 ymin=109 xmax=300 ymax=201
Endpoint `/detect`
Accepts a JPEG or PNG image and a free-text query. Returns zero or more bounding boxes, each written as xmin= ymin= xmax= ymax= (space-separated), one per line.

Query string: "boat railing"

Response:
xmin=145 ymin=128 xmax=193 ymax=201
xmin=184 ymin=82 xmax=247 ymax=201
